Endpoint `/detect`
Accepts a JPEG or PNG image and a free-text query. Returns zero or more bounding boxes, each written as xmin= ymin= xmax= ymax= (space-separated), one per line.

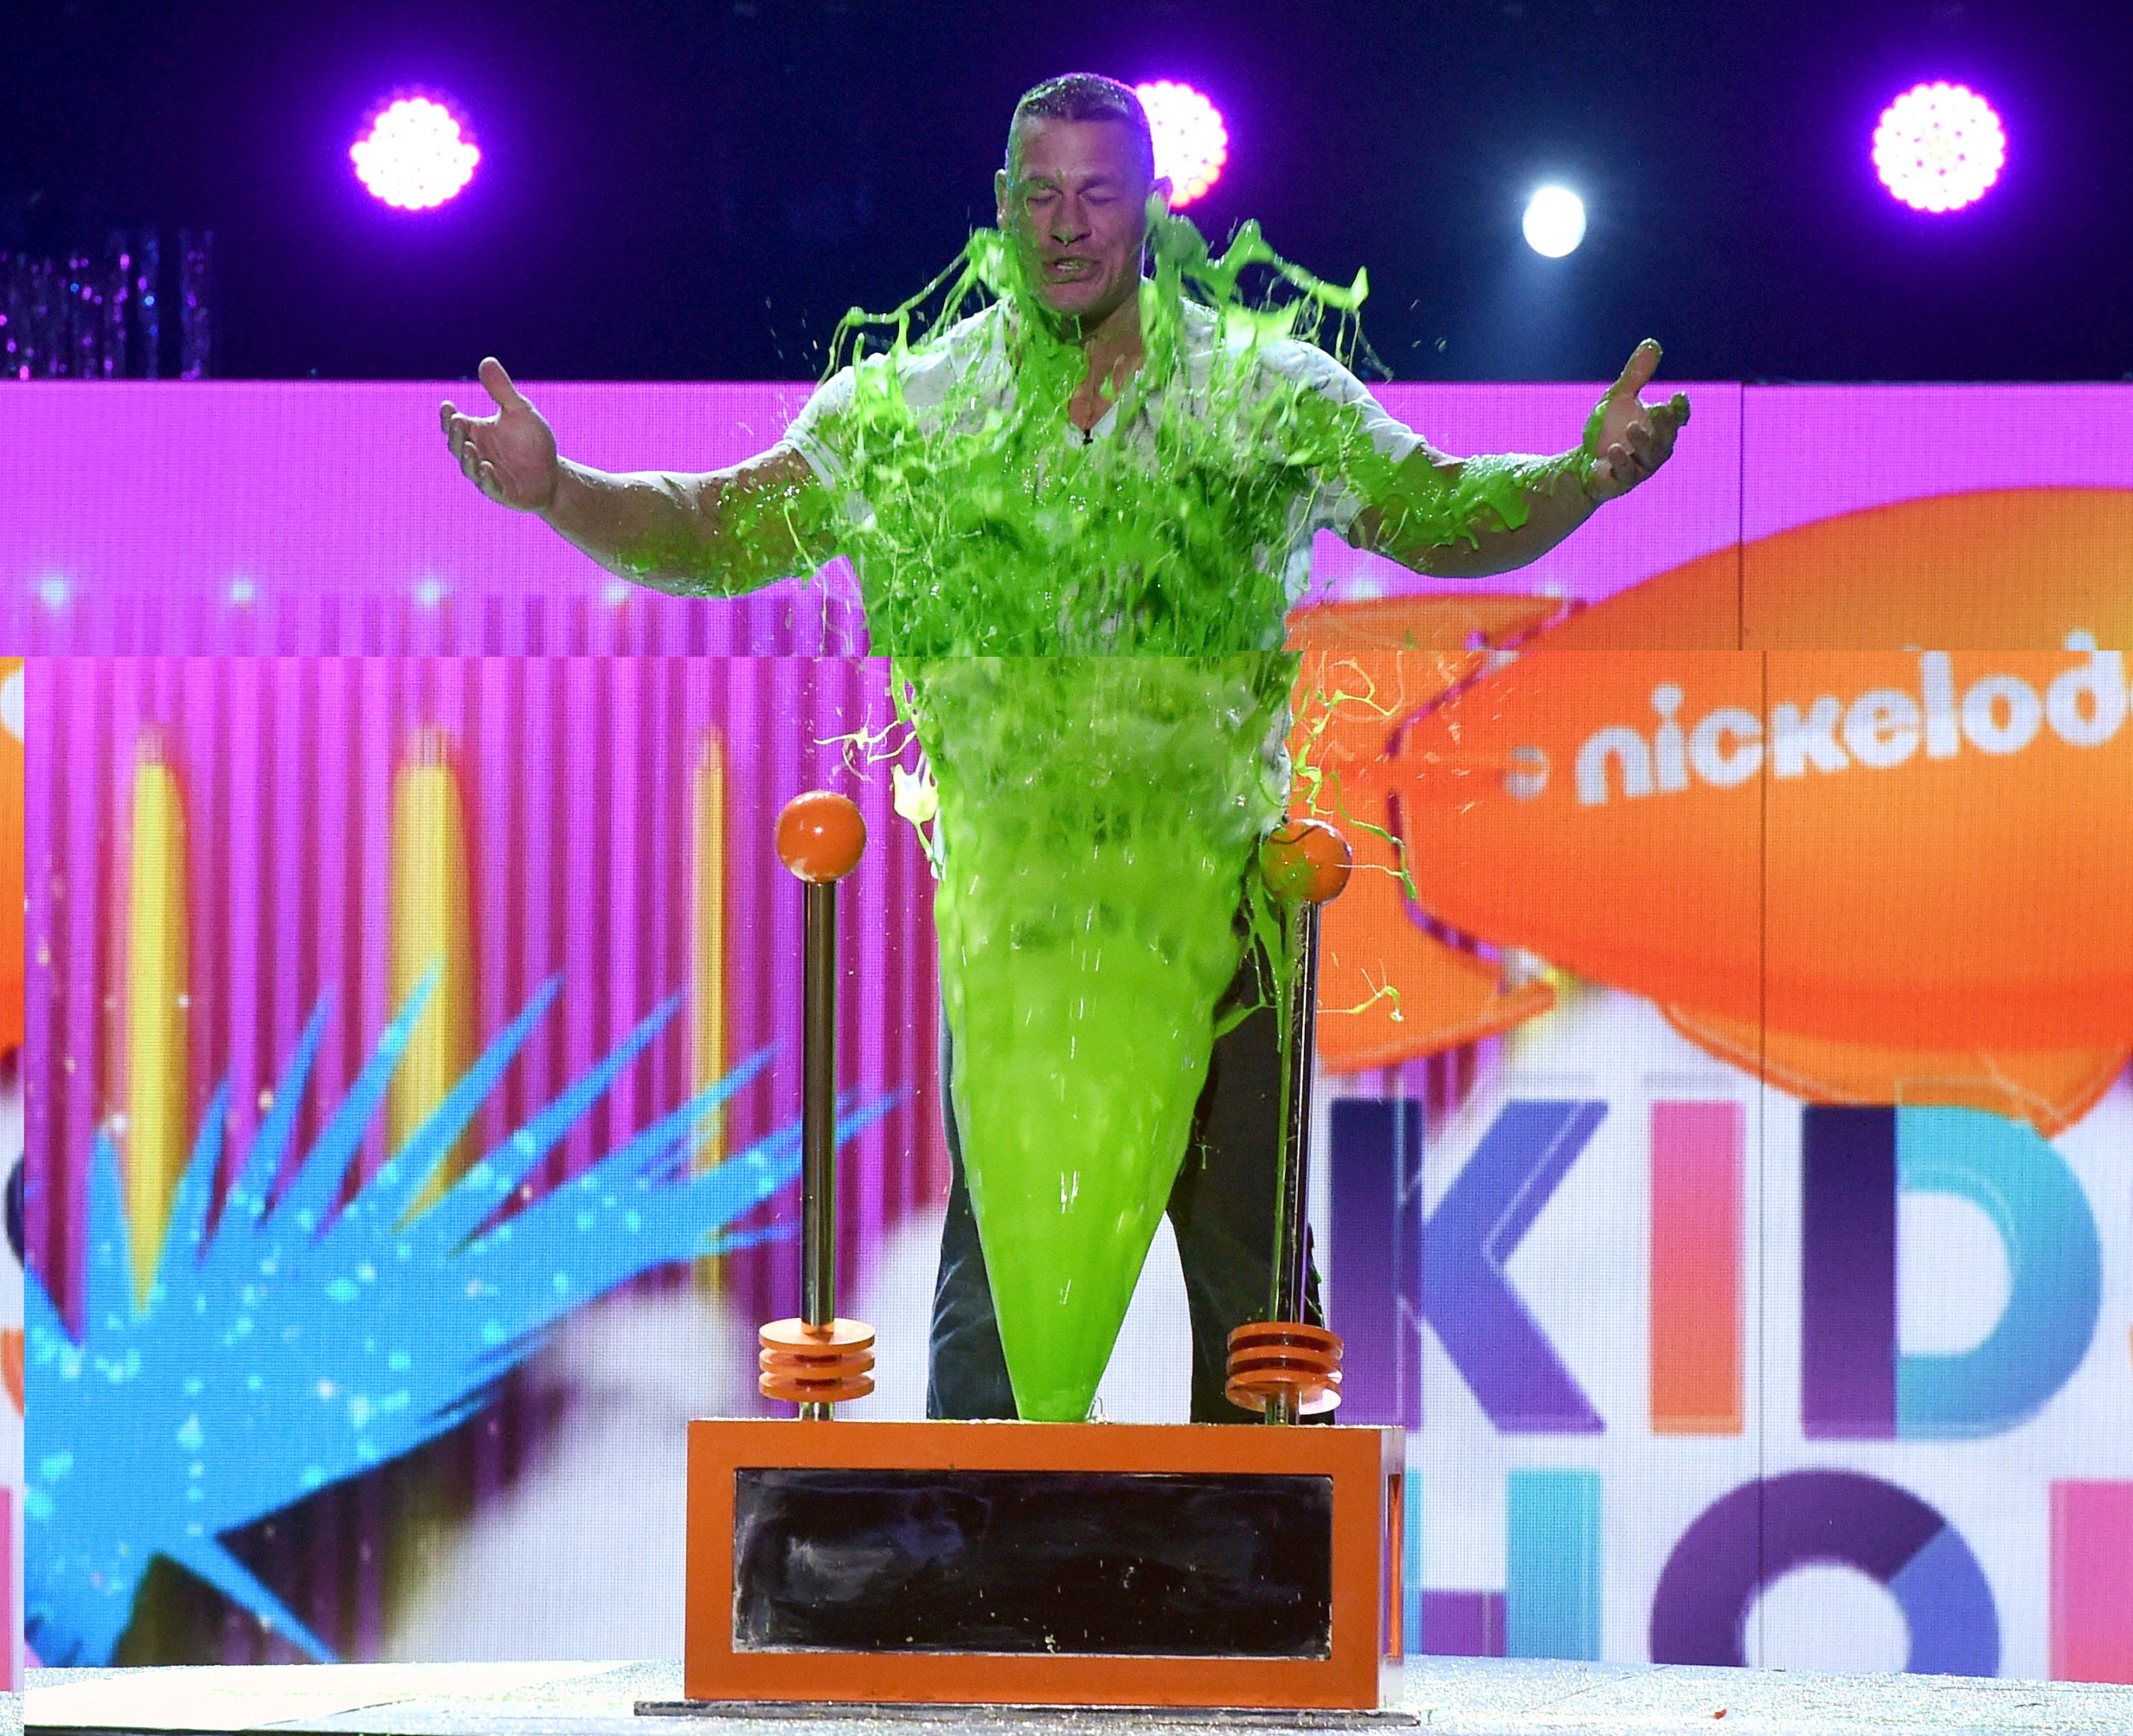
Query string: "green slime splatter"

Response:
xmin=818 ymin=206 xmax=1587 ymax=1420
xmin=910 ymin=655 xmax=1291 ymax=1420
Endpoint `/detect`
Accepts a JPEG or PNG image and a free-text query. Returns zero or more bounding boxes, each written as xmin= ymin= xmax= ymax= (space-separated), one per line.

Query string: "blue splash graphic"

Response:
xmin=26 ymin=970 xmax=892 ymax=1663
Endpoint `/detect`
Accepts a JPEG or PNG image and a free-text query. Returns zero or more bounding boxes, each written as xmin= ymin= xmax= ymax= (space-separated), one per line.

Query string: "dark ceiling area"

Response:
xmin=6 ymin=0 xmax=2128 ymax=383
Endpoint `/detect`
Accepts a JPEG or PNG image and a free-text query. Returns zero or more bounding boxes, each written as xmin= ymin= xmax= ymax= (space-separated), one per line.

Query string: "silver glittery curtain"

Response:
xmin=0 ymin=228 xmax=212 ymax=380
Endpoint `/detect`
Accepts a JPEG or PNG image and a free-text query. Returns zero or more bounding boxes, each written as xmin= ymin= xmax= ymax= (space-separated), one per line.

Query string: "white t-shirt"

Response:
xmin=776 ymin=298 xmax=1436 ymax=609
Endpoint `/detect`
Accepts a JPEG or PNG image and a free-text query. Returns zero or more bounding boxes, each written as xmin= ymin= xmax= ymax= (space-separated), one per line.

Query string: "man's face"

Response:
xmin=996 ymin=116 xmax=1171 ymax=328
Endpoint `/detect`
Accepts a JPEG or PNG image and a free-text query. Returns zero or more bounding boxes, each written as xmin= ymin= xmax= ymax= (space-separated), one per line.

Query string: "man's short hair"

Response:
xmin=1008 ymin=73 xmax=1158 ymax=185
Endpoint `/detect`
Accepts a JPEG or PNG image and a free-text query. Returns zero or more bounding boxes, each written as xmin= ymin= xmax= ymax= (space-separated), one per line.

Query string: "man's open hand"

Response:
xmin=1582 ymin=340 xmax=1690 ymax=503
xmin=440 ymin=357 xmax=560 ymax=512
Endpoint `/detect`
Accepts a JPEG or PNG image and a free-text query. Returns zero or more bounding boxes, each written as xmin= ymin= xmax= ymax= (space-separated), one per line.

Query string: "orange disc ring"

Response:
xmin=758 ymin=1316 xmax=876 ymax=1405
xmin=1224 ymin=1321 xmax=1345 ymax=1414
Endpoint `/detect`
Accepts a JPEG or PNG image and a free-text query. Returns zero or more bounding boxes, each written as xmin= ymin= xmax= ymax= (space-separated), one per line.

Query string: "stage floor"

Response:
xmin=25 ymin=1660 xmax=2133 ymax=1736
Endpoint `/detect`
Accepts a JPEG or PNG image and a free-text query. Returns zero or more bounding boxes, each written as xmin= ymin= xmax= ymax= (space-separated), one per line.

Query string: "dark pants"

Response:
xmin=925 ymin=943 xmax=1325 ymax=1424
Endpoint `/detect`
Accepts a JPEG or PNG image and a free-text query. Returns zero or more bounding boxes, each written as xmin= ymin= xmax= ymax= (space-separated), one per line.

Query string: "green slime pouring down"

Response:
xmin=812 ymin=206 xmax=1586 ymax=1420
xmin=913 ymin=656 xmax=1291 ymax=1420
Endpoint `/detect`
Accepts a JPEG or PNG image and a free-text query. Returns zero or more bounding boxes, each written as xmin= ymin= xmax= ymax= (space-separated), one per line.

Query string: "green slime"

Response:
xmin=817 ymin=207 xmax=1588 ymax=1419
xmin=913 ymin=656 xmax=1290 ymax=1420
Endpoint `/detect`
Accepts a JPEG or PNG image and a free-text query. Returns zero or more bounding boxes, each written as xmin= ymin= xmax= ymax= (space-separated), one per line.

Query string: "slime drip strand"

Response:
xmin=816 ymin=206 xmax=1590 ymax=1419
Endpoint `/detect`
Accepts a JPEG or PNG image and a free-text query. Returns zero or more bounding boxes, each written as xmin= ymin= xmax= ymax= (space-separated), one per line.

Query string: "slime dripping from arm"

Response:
xmin=1348 ymin=445 xmax=1594 ymax=578
xmin=1344 ymin=340 xmax=1692 ymax=578
xmin=540 ymin=446 xmax=838 ymax=598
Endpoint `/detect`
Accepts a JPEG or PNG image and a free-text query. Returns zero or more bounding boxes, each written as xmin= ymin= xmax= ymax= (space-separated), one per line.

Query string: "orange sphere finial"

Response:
xmin=1259 ymin=818 xmax=1352 ymax=905
xmin=776 ymin=791 xmax=866 ymax=884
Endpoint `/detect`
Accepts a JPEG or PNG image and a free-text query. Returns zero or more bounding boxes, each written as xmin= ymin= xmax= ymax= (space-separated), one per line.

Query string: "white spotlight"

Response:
xmin=1522 ymin=185 xmax=1586 ymax=257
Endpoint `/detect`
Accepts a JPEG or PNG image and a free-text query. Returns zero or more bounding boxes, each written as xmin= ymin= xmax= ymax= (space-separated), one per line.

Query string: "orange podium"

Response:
xmin=678 ymin=1416 xmax=1404 ymax=1712
xmin=666 ymin=802 xmax=1404 ymax=1715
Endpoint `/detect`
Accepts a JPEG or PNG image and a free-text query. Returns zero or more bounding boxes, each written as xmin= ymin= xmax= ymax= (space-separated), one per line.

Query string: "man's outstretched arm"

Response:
xmin=1351 ymin=340 xmax=1690 ymax=579
xmin=440 ymin=357 xmax=836 ymax=596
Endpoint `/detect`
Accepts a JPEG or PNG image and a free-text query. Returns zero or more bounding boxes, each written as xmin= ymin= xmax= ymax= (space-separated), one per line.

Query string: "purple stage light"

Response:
xmin=1134 ymin=80 xmax=1228 ymax=207
xmin=1873 ymin=82 xmax=2004 ymax=213
xmin=352 ymin=95 xmax=480 ymax=211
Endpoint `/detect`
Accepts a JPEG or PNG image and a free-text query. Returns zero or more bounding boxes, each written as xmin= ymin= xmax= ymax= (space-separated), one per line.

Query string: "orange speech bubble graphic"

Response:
xmin=1291 ymin=488 xmax=2133 ymax=1135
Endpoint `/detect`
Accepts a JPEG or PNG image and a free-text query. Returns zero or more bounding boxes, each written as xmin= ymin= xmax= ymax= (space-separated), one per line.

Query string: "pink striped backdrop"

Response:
xmin=0 ymin=378 xmax=1747 ymax=658
xmin=1 ymin=585 xmax=869 ymax=659
xmin=25 ymin=657 xmax=945 ymax=1657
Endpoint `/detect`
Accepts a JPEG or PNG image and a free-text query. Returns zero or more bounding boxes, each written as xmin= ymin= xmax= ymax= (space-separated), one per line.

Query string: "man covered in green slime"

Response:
xmin=441 ymin=74 xmax=1686 ymax=1422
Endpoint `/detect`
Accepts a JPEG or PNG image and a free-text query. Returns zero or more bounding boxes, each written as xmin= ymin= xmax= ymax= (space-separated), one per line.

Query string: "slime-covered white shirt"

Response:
xmin=776 ymin=298 xmax=1436 ymax=611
